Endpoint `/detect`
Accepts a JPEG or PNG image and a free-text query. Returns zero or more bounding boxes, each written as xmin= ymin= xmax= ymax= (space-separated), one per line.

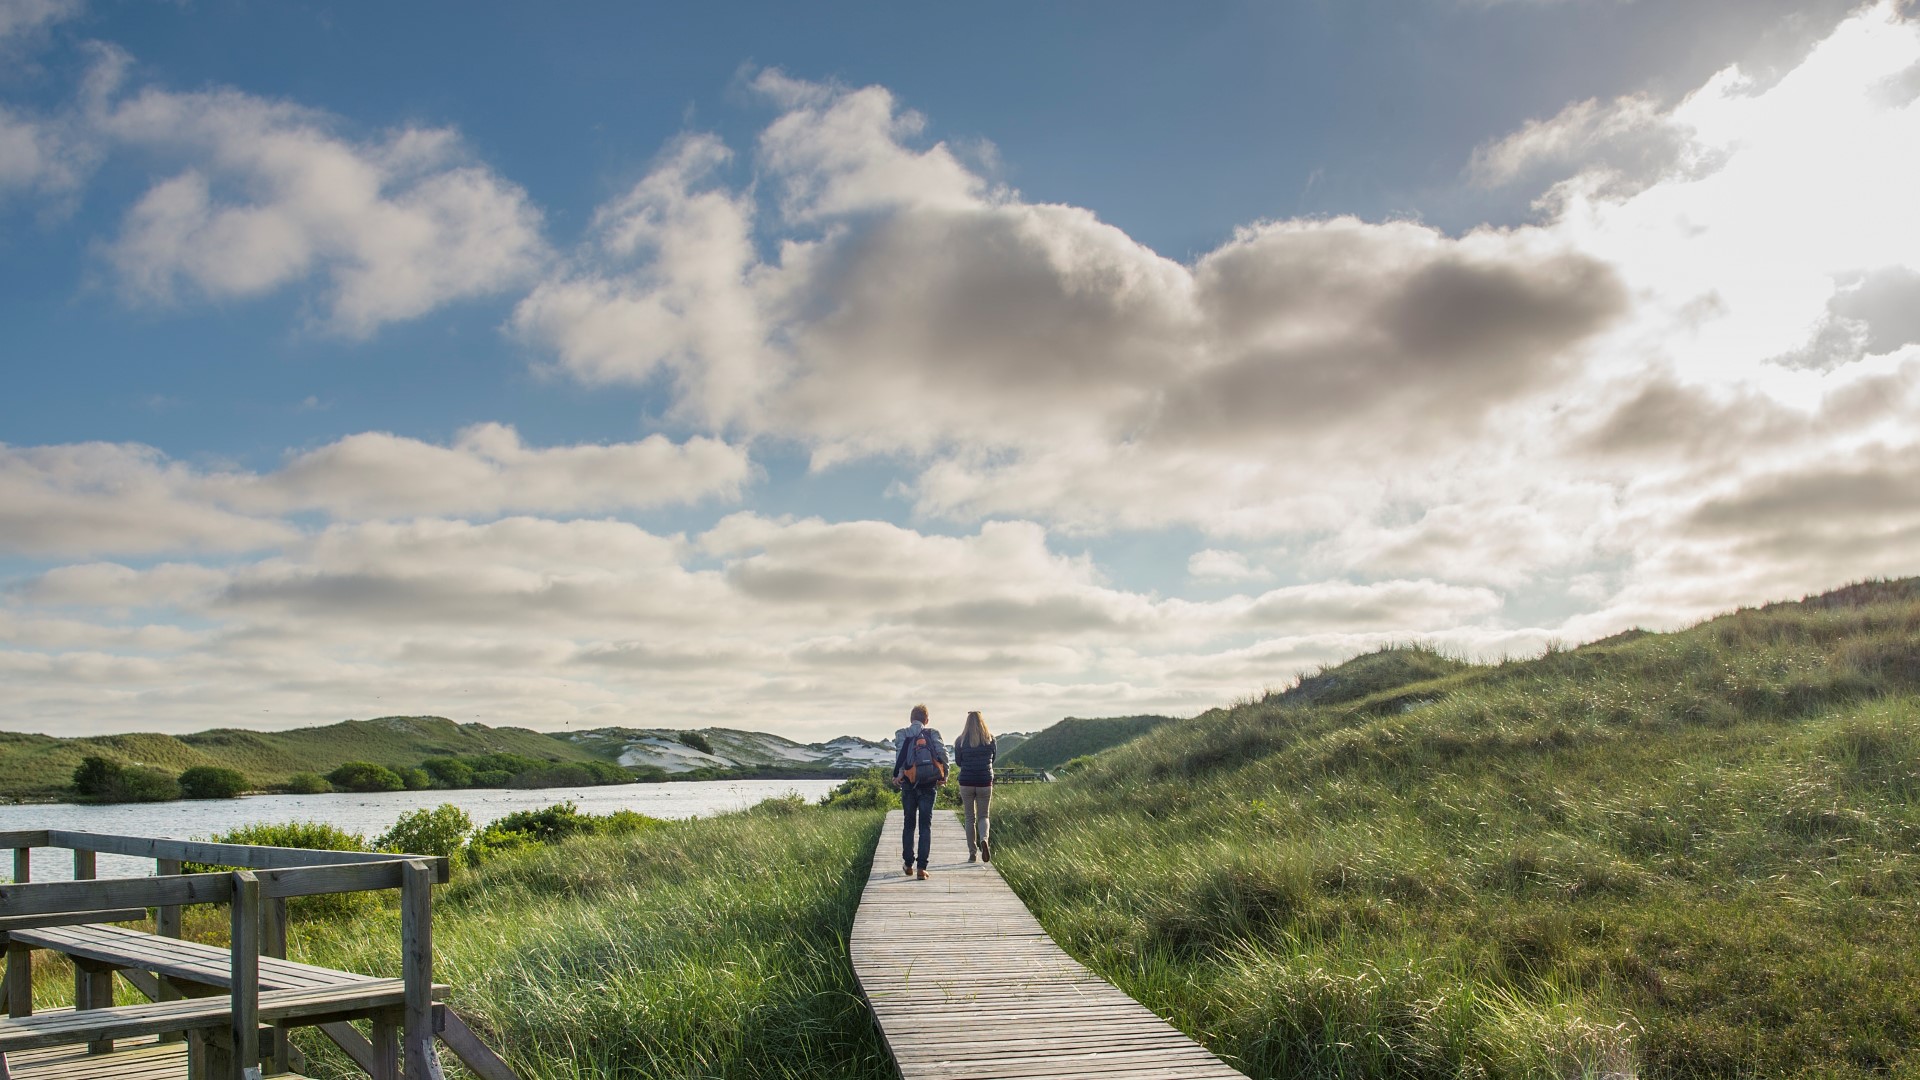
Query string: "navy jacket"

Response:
xmin=953 ymin=738 xmax=996 ymax=786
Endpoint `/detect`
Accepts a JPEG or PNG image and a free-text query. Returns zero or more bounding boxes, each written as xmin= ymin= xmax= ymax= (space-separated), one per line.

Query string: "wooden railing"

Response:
xmin=0 ymin=829 xmax=472 ymax=1080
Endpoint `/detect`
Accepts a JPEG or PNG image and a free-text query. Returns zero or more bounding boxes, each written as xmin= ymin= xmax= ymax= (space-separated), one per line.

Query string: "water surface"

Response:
xmin=3 ymin=779 xmax=840 ymax=881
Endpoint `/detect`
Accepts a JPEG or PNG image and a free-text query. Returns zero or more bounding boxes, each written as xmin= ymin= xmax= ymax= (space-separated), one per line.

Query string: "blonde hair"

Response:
xmin=958 ymin=711 xmax=992 ymax=747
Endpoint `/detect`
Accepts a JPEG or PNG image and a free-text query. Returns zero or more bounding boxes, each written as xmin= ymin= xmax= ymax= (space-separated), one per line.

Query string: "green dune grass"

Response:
xmin=991 ymin=579 xmax=1920 ymax=1079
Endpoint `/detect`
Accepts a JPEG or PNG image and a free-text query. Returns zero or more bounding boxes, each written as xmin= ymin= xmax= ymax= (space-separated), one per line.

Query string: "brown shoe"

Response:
xmin=915 ymin=868 xmax=931 ymax=880
xmin=903 ymin=860 xmax=914 ymax=876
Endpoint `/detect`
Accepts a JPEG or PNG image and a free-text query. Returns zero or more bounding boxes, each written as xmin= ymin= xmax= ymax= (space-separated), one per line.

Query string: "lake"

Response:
xmin=2 ymin=779 xmax=843 ymax=882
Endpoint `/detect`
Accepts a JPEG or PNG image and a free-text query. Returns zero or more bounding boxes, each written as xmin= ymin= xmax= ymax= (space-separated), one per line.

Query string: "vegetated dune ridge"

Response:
xmin=990 ymin=577 xmax=1920 ymax=1080
xmin=0 ymin=716 xmax=895 ymax=802
xmin=998 ymin=713 xmax=1174 ymax=771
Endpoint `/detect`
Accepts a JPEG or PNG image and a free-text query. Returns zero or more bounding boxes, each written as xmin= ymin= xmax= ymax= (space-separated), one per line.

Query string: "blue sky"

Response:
xmin=3 ymin=0 xmax=1917 ymax=740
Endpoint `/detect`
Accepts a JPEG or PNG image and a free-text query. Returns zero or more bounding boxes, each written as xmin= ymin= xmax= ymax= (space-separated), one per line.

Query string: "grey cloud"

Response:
xmin=1577 ymin=380 xmax=1800 ymax=458
xmin=1468 ymin=94 xmax=1700 ymax=199
xmin=1238 ymin=579 xmax=1503 ymax=633
xmin=1689 ymin=445 xmax=1920 ymax=532
xmin=1161 ymin=228 xmax=1626 ymax=444
xmin=906 ymin=595 xmax=1134 ymax=635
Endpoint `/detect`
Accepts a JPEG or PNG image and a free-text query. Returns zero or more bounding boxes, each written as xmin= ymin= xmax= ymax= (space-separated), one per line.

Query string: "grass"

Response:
xmin=20 ymin=803 xmax=895 ymax=1080
xmin=989 ymin=579 xmax=1920 ymax=1079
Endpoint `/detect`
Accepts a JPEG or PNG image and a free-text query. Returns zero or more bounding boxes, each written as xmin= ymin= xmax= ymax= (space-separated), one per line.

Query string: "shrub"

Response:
xmin=285 ymin=772 xmax=331 ymax=794
xmin=188 ymin=821 xmax=372 ymax=919
xmin=72 ymin=755 xmax=179 ymax=802
xmin=376 ymin=804 xmax=473 ymax=859
xmin=328 ymin=761 xmax=405 ymax=792
xmin=677 ymin=730 xmax=716 ymax=755
xmin=178 ymin=765 xmax=248 ymax=799
xmin=462 ymin=802 xmax=664 ymax=866
xmin=750 ymin=793 xmax=810 ymax=816
xmin=400 ymin=767 xmax=432 ymax=791
xmin=421 ymin=757 xmax=473 ymax=788
xmin=821 ymin=768 xmax=897 ymax=810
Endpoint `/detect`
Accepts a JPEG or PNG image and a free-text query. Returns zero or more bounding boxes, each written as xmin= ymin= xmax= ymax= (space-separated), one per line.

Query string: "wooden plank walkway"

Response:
xmin=850 ymin=810 xmax=1247 ymax=1080
xmin=0 ymin=1028 xmax=315 ymax=1080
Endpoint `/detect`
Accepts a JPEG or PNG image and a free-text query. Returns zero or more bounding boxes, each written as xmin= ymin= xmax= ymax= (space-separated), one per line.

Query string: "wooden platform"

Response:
xmin=1 ymin=1028 xmax=312 ymax=1080
xmin=851 ymin=810 xmax=1247 ymax=1080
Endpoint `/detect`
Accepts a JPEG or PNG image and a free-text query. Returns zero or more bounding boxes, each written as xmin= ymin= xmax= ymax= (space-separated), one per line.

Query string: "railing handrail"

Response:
xmin=35 ymin=829 xmax=450 ymax=879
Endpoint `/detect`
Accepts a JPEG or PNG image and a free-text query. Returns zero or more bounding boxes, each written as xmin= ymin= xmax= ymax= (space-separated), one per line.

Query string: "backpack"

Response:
xmin=900 ymin=728 xmax=947 ymax=787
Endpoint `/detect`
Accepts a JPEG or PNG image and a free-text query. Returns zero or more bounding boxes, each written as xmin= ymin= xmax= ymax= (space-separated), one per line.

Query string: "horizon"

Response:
xmin=3 ymin=1 xmax=1918 ymax=742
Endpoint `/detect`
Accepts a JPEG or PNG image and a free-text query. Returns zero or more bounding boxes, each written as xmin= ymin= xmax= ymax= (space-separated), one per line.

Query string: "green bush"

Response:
xmin=400 ymin=767 xmax=432 ymax=791
xmin=178 ymin=765 xmax=248 ymax=799
xmin=188 ymin=821 xmax=373 ymax=920
xmin=72 ymin=754 xmax=179 ymax=802
xmin=677 ymin=730 xmax=716 ymax=755
xmin=820 ymin=768 xmax=897 ymax=810
xmin=421 ymin=757 xmax=473 ymax=788
xmin=463 ymin=802 xmax=664 ymax=866
xmin=327 ymin=761 xmax=405 ymax=792
xmin=376 ymin=804 xmax=473 ymax=859
xmin=285 ymin=772 xmax=331 ymax=794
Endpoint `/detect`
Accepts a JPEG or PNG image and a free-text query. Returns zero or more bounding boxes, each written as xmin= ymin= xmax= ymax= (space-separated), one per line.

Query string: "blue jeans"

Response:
xmin=901 ymin=783 xmax=936 ymax=870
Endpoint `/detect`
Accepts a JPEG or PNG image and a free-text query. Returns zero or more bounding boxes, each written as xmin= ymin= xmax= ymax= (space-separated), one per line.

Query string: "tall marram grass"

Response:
xmin=992 ymin=580 xmax=1920 ymax=1079
xmin=286 ymin=806 xmax=895 ymax=1079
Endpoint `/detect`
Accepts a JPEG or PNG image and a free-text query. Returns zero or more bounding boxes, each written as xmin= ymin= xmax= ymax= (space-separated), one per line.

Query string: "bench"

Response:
xmin=7 ymin=924 xmax=428 ymax=994
xmin=0 ymin=981 xmax=411 ymax=1053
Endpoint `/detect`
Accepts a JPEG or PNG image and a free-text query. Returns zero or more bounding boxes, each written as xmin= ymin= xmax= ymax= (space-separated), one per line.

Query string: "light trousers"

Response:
xmin=960 ymin=784 xmax=992 ymax=853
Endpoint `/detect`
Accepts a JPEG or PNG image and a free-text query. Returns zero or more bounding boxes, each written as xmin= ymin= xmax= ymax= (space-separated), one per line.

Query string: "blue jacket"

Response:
xmin=953 ymin=738 xmax=996 ymax=786
xmin=892 ymin=725 xmax=948 ymax=787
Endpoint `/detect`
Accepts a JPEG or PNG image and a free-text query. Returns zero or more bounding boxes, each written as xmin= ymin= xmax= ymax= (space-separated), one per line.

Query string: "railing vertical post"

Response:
xmin=264 ymin=896 xmax=290 ymax=1073
xmin=156 ymin=855 xmax=186 ymax=1043
xmin=229 ymin=870 xmax=261 ymax=1080
xmin=71 ymin=847 xmax=115 ymax=1054
xmin=5 ymin=846 xmax=29 ymax=1019
xmin=401 ymin=858 xmax=437 ymax=1079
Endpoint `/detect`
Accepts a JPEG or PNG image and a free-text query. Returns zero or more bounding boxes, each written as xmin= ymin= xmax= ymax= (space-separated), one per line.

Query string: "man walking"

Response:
xmin=892 ymin=704 xmax=948 ymax=880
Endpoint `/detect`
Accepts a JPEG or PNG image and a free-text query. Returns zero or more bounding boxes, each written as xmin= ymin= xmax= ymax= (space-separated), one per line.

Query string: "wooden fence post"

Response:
xmin=5 ymin=846 xmax=28 ymax=1019
xmin=71 ymin=848 xmax=115 ymax=1055
xmin=401 ymin=859 xmax=439 ymax=1079
xmin=229 ymin=870 xmax=261 ymax=1080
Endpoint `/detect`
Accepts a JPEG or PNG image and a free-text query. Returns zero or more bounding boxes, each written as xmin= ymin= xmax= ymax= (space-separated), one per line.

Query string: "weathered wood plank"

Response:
xmin=850 ymin=809 xmax=1247 ymax=1080
xmin=44 ymin=833 xmax=448 ymax=883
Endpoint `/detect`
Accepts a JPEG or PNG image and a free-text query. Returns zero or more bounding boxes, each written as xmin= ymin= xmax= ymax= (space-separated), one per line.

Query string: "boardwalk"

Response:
xmin=850 ymin=809 xmax=1248 ymax=1080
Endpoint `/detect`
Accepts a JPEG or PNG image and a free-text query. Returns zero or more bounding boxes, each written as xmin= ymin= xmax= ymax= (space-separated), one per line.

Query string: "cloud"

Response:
xmin=0 ymin=0 xmax=81 ymax=48
xmin=518 ymin=73 xmax=1626 ymax=523
xmin=1188 ymin=549 xmax=1272 ymax=583
xmin=1468 ymin=93 xmax=1699 ymax=197
xmin=234 ymin=423 xmax=752 ymax=519
xmin=0 ymin=427 xmax=752 ymax=557
xmin=100 ymin=88 xmax=546 ymax=335
xmin=0 ymin=441 xmax=297 ymax=557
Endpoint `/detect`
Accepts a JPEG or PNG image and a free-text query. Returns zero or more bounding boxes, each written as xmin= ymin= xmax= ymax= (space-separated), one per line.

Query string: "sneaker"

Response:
xmin=916 ymin=868 xmax=931 ymax=880
xmin=981 ymin=839 xmax=991 ymax=862
xmin=967 ymin=852 xmax=978 ymax=863
xmin=903 ymin=860 xmax=914 ymax=876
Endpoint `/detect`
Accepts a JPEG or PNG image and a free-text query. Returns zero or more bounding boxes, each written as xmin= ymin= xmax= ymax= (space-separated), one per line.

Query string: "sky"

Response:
xmin=2 ymin=0 xmax=1917 ymax=743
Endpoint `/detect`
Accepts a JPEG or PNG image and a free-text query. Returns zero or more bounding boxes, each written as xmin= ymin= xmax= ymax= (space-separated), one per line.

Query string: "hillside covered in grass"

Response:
xmin=0 ymin=716 xmax=610 ymax=802
xmin=1000 ymin=713 xmax=1175 ymax=770
xmin=991 ymin=578 xmax=1920 ymax=1079
xmin=0 ymin=715 xmax=895 ymax=802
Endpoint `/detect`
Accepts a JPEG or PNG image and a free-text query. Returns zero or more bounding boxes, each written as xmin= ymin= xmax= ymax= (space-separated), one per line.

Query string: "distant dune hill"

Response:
xmin=563 ymin=727 xmax=896 ymax=773
xmin=999 ymin=714 xmax=1175 ymax=771
xmin=0 ymin=715 xmax=895 ymax=803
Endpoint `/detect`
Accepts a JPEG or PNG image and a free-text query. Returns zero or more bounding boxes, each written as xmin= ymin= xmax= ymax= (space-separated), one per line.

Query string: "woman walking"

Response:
xmin=954 ymin=711 xmax=997 ymax=863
